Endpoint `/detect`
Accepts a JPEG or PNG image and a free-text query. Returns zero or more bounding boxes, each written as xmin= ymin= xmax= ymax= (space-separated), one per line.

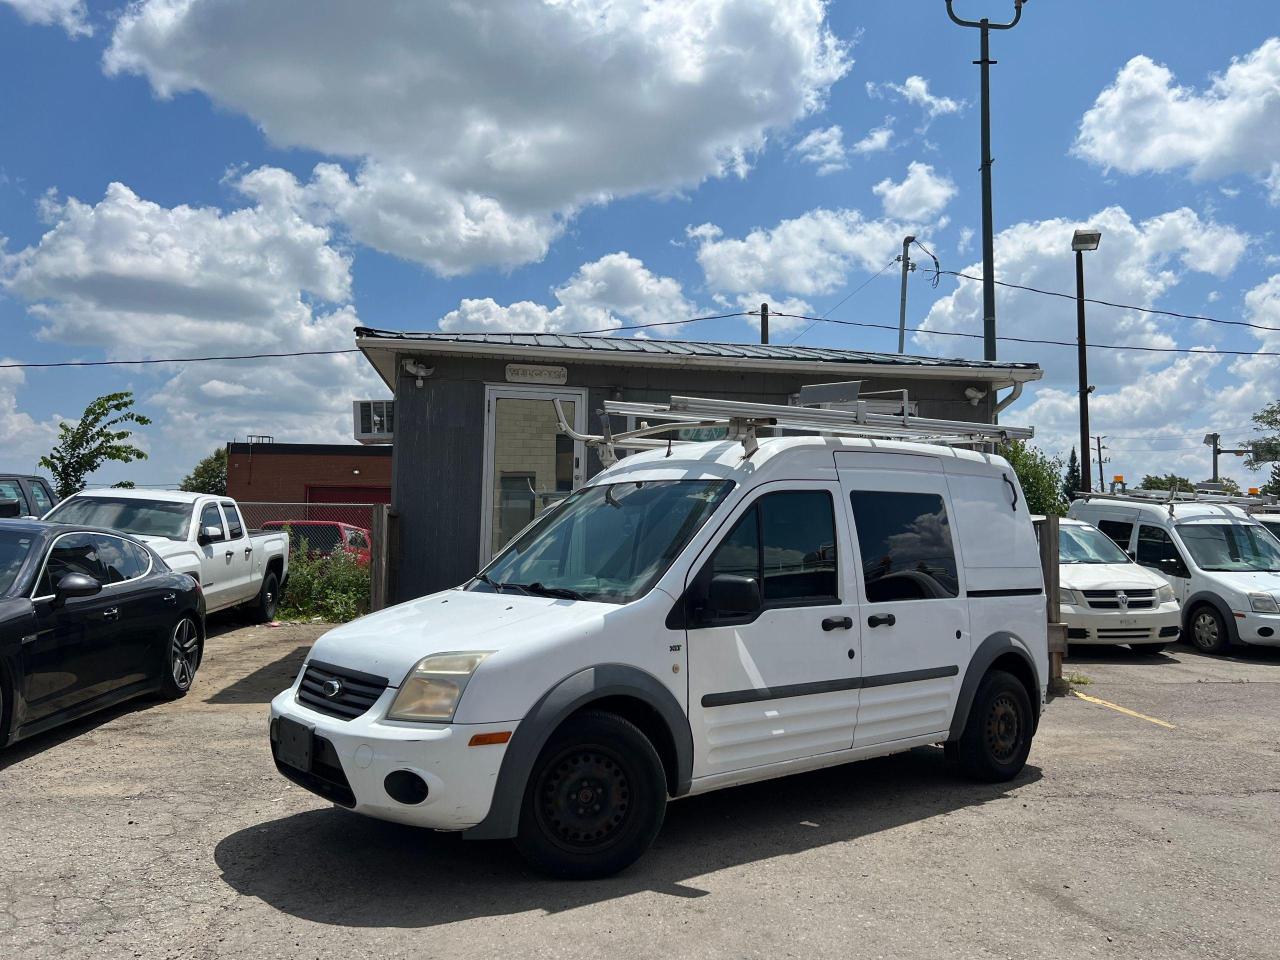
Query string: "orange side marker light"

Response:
xmin=468 ymin=731 xmax=513 ymax=747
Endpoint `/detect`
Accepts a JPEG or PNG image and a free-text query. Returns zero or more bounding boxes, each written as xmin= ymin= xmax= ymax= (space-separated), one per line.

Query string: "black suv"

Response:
xmin=0 ymin=475 xmax=58 ymax=518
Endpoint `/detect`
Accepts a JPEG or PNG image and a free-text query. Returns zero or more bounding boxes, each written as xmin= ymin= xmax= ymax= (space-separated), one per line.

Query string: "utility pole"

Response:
xmin=760 ymin=301 xmax=769 ymax=346
xmin=897 ymin=235 xmax=915 ymax=354
xmin=944 ymin=0 xmax=1028 ymax=362
xmin=1093 ymin=435 xmax=1109 ymax=493
xmin=1072 ymin=229 xmax=1101 ymax=493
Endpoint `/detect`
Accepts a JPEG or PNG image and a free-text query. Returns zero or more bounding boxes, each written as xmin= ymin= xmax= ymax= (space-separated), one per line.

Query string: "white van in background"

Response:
xmin=1069 ymin=495 xmax=1280 ymax=654
xmin=269 ymin=397 xmax=1049 ymax=879
xmin=1053 ymin=517 xmax=1180 ymax=653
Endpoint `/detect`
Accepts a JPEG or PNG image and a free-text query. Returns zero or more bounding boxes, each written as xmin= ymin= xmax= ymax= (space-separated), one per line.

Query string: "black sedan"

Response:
xmin=0 ymin=519 xmax=205 ymax=746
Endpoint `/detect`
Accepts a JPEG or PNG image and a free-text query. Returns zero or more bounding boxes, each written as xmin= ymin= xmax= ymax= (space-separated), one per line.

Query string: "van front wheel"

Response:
xmin=956 ymin=670 xmax=1033 ymax=782
xmin=515 ymin=710 xmax=667 ymax=879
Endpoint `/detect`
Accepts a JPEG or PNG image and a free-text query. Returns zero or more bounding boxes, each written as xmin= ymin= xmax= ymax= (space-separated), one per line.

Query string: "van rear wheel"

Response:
xmin=514 ymin=710 xmax=667 ymax=879
xmin=956 ymin=670 xmax=1033 ymax=782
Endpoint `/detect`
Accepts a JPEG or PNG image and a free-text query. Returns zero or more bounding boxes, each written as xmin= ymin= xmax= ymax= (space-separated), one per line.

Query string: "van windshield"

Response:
xmin=44 ymin=496 xmax=193 ymax=541
xmin=1177 ymin=522 xmax=1280 ymax=572
xmin=472 ymin=479 xmax=733 ymax=604
xmin=1060 ymin=525 xmax=1130 ymax=564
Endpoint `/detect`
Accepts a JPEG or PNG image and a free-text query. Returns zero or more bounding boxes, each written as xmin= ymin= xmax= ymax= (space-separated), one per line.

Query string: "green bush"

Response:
xmin=278 ymin=547 xmax=371 ymax=623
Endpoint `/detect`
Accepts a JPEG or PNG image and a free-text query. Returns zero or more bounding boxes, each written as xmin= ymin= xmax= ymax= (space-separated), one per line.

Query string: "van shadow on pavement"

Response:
xmin=214 ymin=748 xmax=1041 ymax=928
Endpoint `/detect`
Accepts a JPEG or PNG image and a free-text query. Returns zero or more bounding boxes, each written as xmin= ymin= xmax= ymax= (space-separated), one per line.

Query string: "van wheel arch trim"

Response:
xmin=463 ymin=663 xmax=693 ymax=841
xmin=1183 ymin=592 xmax=1240 ymax=646
xmin=948 ymin=632 xmax=1041 ymax=742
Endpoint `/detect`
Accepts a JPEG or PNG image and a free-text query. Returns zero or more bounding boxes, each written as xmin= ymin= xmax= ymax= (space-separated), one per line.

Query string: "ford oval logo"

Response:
xmin=322 ymin=678 xmax=343 ymax=699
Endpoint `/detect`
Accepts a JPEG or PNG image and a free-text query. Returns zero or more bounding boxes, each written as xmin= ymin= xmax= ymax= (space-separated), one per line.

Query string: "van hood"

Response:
xmin=1198 ymin=570 xmax=1280 ymax=594
xmin=306 ymin=588 xmax=614 ymax=684
xmin=1059 ymin=562 xmax=1165 ymax=592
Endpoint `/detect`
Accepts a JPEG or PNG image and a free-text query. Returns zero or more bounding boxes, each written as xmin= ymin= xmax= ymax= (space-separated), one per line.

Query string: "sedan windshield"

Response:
xmin=44 ymin=496 xmax=193 ymax=541
xmin=1177 ymin=522 xmax=1280 ymax=572
xmin=1060 ymin=524 xmax=1130 ymax=564
xmin=472 ymin=479 xmax=733 ymax=604
xmin=0 ymin=529 xmax=35 ymax=595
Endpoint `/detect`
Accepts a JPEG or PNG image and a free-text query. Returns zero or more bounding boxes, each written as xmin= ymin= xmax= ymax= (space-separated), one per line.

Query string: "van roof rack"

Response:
xmin=1075 ymin=487 xmax=1278 ymax=517
xmin=554 ymin=394 xmax=1033 ymax=465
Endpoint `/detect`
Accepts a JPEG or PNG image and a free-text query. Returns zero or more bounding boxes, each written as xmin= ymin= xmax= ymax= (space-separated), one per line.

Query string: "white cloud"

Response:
xmin=918 ymin=205 xmax=1248 ymax=387
xmin=0 ymin=182 xmax=384 ymax=461
xmin=0 ymin=0 xmax=90 ymax=37
xmin=957 ymin=226 xmax=974 ymax=256
xmin=867 ymin=75 xmax=963 ymax=129
xmin=851 ymin=121 xmax=894 ymax=155
xmin=792 ymin=126 xmax=847 ymax=175
xmin=106 ymin=0 xmax=850 ymax=273
xmin=0 ymin=364 xmax=63 ymax=473
xmin=1075 ymin=38 xmax=1280 ymax=202
xmin=440 ymin=252 xmax=694 ymax=335
xmin=872 ymin=162 xmax=956 ymax=220
xmin=690 ymin=208 xmax=904 ymax=298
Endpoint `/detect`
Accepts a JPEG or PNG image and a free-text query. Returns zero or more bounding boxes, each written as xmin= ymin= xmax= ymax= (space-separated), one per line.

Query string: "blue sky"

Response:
xmin=2 ymin=0 xmax=1279 ymax=488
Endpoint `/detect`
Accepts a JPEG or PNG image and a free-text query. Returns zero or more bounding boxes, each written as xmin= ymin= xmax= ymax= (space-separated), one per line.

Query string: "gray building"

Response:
xmin=354 ymin=328 xmax=1042 ymax=601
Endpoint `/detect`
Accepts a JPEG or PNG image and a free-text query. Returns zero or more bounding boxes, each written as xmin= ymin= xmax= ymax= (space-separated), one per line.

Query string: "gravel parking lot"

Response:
xmin=2 ymin=621 xmax=1278 ymax=960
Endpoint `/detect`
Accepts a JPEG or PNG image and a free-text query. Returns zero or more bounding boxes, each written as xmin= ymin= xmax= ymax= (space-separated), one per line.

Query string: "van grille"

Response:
xmin=1083 ymin=589 xmax=1154 ymax=610
xmin=296 ymin=660 xmax=389 ymax=720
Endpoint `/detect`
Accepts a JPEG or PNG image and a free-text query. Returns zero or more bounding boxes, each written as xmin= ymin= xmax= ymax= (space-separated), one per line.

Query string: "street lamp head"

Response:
xmin=1072 ymin=229 xmax=1102 ymax=252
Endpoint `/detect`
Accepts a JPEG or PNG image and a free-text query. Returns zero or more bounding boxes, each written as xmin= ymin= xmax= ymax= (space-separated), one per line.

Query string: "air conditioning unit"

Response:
xmin=353 ymin=400 xmax=394 ymax=444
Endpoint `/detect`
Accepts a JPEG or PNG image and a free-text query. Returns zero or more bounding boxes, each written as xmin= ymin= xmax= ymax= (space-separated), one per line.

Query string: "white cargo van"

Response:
xmin=269 ymin=397 xmax=1049 ymax=878
xmin=1069 ymin=493 xmax=1280 ymax=653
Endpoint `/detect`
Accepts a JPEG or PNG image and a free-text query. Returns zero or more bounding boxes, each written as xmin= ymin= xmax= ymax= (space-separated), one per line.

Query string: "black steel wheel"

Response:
xmin=250 ymin=571 xmax=279 ymax=624
xmin=1189 ymin=606 xmax=1230 ymax=654
xmin=160 ymin=616 xmax=200 ymax=699
xmin=515 ymin=711 xmax=666 ymax=879
xmin=956 ymin=670 xmax=1033 ymax=782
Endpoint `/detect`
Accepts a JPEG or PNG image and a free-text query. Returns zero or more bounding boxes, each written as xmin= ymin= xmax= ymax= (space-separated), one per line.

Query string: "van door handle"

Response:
xmin=822 ymin=616 xmax=853 ymax=631
xmin=867 ymin=613 xmax=896 ymax=628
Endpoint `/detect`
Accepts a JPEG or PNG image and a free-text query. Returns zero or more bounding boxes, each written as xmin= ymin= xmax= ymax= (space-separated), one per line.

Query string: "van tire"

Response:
xmin=956 ymin=670 xmax=1033 ymax=782
xmin=249 ymin=570 xmax=279 ymax=624
xmin=514 ymin=710 xmax=667 ymax=879
xmin=1188 ymin=605 xmax=1229 ymax=655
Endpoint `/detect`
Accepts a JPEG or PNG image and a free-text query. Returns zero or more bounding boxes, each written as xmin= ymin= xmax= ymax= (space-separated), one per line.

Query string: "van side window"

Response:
xmin=849 ymin=491 xmax=959 ymax=602
xmin=1096 ymin=520 xmax=1133 ymax=550
xmin=705 ymin=491 xmax=839 ymax=606
xmin=1135 ymin=525 xmax=1185 ymax=575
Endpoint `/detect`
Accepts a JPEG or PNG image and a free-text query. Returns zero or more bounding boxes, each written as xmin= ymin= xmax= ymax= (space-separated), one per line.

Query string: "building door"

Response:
xmin=480 ymin=385 xmax=587 ymax=565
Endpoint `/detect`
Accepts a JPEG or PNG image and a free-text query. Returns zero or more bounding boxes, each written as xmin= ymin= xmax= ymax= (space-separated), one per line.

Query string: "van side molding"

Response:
xmin=947 ymin=632 xmax=1041 ymax=741
xmin=463 ymin=663 xmax=694 ymax=841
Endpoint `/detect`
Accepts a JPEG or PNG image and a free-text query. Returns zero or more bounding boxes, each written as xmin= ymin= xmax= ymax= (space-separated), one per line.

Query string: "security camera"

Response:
xmin=964 ymin=386 xmax=987 ymax=406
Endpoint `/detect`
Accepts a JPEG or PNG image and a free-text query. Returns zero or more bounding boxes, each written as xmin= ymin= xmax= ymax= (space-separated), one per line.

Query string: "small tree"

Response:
xmin=1261 ymin=463 xmax=1280 ymax=498
xmin=1062 ymin=448 xmax=1083 ymax=501
xmin=1245 ymin=401 xmax=1280 ymax=470
xmin=1140 ymin=473 xmax=1195 ymax=492
xmin=1000 ymin=440 xmax=1066 ymax=516
xmin=180 ymin=448 xmax=228 ymax=496
xmin=39 ymin=392 xmax=151 ymax=499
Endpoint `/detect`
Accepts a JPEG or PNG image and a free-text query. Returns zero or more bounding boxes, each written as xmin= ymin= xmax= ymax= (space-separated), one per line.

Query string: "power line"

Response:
xmin=933 ymin=268 xmax=1280 ymax=335
xmin=768 ymin=311 xmax=1280 ymax=359
xmin=788 ymin=260 xmax=898 ymax=345
xmin=567 ymin=311 xmax=751 ymax=335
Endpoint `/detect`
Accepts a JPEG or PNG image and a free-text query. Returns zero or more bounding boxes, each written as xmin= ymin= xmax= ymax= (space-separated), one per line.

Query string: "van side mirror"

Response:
xmin=707 ymin=573 xmax=762 ymax=617
xmin=54 ymin=572 xmax=101 ymax=604
xmin=198 ymin=524 xmax=223 ymax=545
xmin=1158 ymin=557 xmax=1188 ymax=578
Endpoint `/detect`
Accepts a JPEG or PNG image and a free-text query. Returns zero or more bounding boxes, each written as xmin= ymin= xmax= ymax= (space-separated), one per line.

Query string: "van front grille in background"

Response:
xmin=296 ymin=660 xmax=389 ymax=720
xmin=1083 ymin=589 xmax=1155 ymax=610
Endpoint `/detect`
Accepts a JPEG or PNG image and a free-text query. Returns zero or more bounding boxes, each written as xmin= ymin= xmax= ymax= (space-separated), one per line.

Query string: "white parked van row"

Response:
xmin=44 ymin=489 xmax=288 ymax=621
xmin=270 ymin=397 xmax=1050 ymax=879
xmin=1069 ymin=494 xmax=1280 ymax=653
xmin=1054 ymin=517 xmax=1180 ymax=652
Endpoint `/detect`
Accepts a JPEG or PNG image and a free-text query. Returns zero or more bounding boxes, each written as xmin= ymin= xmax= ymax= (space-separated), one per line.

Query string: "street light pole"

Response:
xmin=897 ymin=235 xmax=915 ymax=354
xmin=1072 ymin=228 xmax=1102 ymax=495
xmin=944 ymin=0 xmax=1028 ymax=362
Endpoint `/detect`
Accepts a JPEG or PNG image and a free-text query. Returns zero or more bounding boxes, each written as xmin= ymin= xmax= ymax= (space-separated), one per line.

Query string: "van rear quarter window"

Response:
xmin=1097 ymin=519 xmax=1134 ymax=549
xmin=849 ymin=491 xmax=959 ymax=602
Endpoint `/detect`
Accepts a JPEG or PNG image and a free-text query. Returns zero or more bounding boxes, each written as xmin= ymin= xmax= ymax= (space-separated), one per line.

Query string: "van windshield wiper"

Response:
xmin=518 ymin=581 xmax=586 ymax=601
xmin=473 ymin=573 xmax=526 ymax=595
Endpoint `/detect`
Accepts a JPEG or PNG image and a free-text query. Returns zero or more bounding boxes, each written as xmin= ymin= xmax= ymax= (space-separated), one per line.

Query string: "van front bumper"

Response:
xmin=268 ymin=688 xmax=514 ymax=831
xmin=1233 ymin=611 xmax=1280 ymax=646
xmin=1062 ymin=602 xmax=1181 ymax=645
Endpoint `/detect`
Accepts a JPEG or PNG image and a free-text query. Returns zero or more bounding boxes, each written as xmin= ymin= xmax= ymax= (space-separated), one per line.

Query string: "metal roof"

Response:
xmin=354 ymin=327 xmax=1038 ymax=370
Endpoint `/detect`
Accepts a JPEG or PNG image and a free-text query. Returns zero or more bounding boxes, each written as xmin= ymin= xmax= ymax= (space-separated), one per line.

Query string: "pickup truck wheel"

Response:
xmin=159 ymin=616 xmax=200 ymax=700
xmin=514 ymin=710 xmax=667 ymax=879
xmin=956 ymin=670 xmax=1033 ymax=783
xmin=250 ymin=571 xmax=279 ymax=624
xmin=1189 ymin=606 xmax=1230 ymax=655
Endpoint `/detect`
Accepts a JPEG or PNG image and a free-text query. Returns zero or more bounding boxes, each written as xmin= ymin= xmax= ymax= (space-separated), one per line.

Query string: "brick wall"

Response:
xmin=226 ymin=443 xmax=392 ymax=503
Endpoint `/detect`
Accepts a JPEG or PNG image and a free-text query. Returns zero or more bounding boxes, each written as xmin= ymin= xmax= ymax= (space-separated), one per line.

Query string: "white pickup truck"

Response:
xmin=44 ymin=489 xmax=288 ymax=620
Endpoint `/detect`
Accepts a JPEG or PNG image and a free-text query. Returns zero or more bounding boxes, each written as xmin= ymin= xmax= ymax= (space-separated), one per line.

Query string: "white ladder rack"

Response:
xmin=554 ymin=394 xmax=1033 ymax=465
xmin=1077 ymin=489 xmax=1277 ymax=512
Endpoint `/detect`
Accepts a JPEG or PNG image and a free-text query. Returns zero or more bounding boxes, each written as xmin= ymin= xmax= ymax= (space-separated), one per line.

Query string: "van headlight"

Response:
xmin=1156 ymin=584 xmax=1176 ymax=603
xmin=1248 ymin=593 xmax=1280 ymax=614
xmin=1058 ymin=588 xmax=1083 ymax=607
xmin=387 ymin=652 xmax=493 ymax=722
